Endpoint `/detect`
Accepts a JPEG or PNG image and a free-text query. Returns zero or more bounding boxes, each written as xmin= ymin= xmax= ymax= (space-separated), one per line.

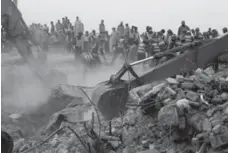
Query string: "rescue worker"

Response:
xmin=168 ymin=34 xmax=179 ymax=49
xmin=128 ymin=26 xmax=139 ymax=62
xmin=178 ymin=20 xmax=190 ymax=37
xmin=223 ymin=27 xmax=228 ymax=34
xmin=164 ymin=29 xmax=173 ymax=48
xmin=194 ymin=28 xmax=203 ymax=40
xmin=142 ymin=26 xmax=154 ymax=56
xmin=184 ymin=30 xmax=194 ymax=43
xmin=137 ymin=41 xmax=148 ymax=61
xmin=158 ymin=29 xmax=165 ymax=41
xmin=117 ymin=22 xmax=125 ymax=37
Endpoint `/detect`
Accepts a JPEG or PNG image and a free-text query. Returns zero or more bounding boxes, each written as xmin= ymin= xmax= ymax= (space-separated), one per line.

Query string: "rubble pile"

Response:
xmin=4 ymin=64 xmax=228 ymax=153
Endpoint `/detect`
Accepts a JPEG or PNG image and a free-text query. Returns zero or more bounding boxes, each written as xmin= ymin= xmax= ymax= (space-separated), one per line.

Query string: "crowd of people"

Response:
xmin=29 ymin=17 xmax=228 ymax=65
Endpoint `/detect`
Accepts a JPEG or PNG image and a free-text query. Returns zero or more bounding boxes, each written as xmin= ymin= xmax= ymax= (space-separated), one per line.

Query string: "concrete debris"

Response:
xmin=3 ymin=65 xmax=228 ymax=153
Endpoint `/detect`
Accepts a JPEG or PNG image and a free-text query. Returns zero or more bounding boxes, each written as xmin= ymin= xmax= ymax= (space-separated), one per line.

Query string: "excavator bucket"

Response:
xmin=91 ymin=34 xmax=228 ymax=120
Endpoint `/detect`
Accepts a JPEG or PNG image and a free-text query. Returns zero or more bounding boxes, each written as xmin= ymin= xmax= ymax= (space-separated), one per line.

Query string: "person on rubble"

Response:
xmin=124 ymin=23 xmax=131 ymax=40
xmin=208 ymin=27 xmax=212 ymax=37
xmin=55 ymin=20 xmax=62 ymax=32
xmin=178 ymin=20 xmax=190 ymax=37
xmin=74 ymin=32 xmax=84 ymax=60
xmin=164 ymin=29 xmax=173 ymax=48
xmin=117 ymin=22 xmax=125 ymax=37
xmin=128 ymin=26 xmax=139 ymax=62
xmin=158 ymin=29 xmax=165 ymax=41
xmin=43 ymin=24 xmax=49 ymax=35
xmin=211 ymin=29 xmax=219 ymax=38
xmin=184 ymin=30 xmax=194 ymax=43
xmin=99 ymin=20 xmax=106 ymax=34
xmin=61 ymin=18 xmax=66 ymax=33
xmin=84 ymin=31 xmax=90 ymax=52
xmin=222 ymin=27 xmax=228 ymax=34
xmin=194 ymin=28 xmax=203 ymax=40
xmin=111 ymin=36 xmax=127 ymax=64
xmin=143 ymin=26 xmax=154 ymax=56
xmin=50 ymin=21 xmax=55 ymax=34
xmin=191 ymin=29 xmax=195 ymax=36
xmin=110 ymin=27 xmax=118 ymax=52
xmin=74 ymin=16 xmax=84 ymax=37
xmin=90 ymin=30 xmax=98 ymax=46
xmin=167 ymin=34 xmax=179 ymax=49
xmin=105 ymin=31 xmax=110 ymax=53
xmin=203 ymin=32 xmax=210 ymax=40
xmin=134 ymin=26 xmax=140 ymax=46
xmin=97 ymin=34 xmax=108 ymax=62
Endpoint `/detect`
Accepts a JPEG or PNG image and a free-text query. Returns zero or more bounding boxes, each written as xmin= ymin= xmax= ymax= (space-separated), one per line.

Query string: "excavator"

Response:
xmin=91 ymin=34 xmax=228 ymax=120
xmin=1 ymin=0 xmax=228 ymax=152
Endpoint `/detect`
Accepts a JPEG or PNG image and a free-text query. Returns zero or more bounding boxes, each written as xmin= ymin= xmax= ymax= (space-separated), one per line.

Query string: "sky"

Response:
xmin=18 ymin=0 xmax=228 ymax=33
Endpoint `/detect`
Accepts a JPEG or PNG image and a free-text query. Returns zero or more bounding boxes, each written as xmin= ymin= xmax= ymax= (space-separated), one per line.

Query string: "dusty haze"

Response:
xmin=18 ymin=0 xmax=228 ymax=33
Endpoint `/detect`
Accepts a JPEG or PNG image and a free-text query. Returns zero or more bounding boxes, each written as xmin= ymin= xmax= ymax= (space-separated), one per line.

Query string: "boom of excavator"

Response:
xmin=1 ymin=0 xmax=67 ymax=87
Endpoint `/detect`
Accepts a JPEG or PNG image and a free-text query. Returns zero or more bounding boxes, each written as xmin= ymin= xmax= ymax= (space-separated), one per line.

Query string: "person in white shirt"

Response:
xmin=74 ymin=16 xmax=84 ymax=37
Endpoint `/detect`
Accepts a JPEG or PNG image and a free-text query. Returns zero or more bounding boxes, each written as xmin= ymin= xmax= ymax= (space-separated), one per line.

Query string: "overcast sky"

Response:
xmin=18 ymin=0 xmax=228 ymax=33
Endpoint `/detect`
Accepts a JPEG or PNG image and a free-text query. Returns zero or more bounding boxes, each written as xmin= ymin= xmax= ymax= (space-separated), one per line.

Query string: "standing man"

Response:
xmin=55 ymin=20 xmax=62 ymax=32
xmin=74 ymin=16 xmax=84 ymax=37
xmin=50 ymin=21 xmax=55 ymax=34
xmin=117 ymin=22 xmax=125 ymax=37
xmin=124 ymin=24 xmax=130 ymax=37
xmin=109 ymin=27 xmax=118 ymax=52
xmin=99 ymin=20 xmax=106 ymax=34
xmin=178 ymin=20 xmax=190 ymax=37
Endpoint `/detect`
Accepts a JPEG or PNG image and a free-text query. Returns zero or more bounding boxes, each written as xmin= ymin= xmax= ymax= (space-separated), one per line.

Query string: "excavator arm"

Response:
xmin=91 ymin=34 xmax=228 ymax=120
xmin=1 ymin=0 xmax=67 ymax=87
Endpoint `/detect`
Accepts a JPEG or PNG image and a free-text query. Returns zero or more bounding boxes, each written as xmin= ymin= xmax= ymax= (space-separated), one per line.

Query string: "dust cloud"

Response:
xmin=1 ymin=64 xmax=50 ymax=114
xmin=1 ymin=49 xmax=126 ymax=116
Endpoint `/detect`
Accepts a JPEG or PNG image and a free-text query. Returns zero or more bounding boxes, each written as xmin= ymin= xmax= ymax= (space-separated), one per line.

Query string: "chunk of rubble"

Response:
xmin=185 ymin=90 xmax=199 ymax=101
xmin=158 ymin=104 xmax=179 ymax=127
xmin=137 ymin=148 xmax=159 ymax=153
xmin=209 ymin=125 xmax=228 ymax=148
xmin=45 ymin=106 xmax=92 ymax=134
xmin=204 ymin=66 xmax=215 ymax=75
xmin=166 ymin=77 xmax=179 ymax=84
xmin=9 ymin=113 xmax=22 ymax=121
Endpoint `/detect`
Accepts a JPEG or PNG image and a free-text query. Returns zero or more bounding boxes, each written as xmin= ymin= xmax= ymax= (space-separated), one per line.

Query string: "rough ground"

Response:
xmin=1 ymin=47 xmax=228 ymax=153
